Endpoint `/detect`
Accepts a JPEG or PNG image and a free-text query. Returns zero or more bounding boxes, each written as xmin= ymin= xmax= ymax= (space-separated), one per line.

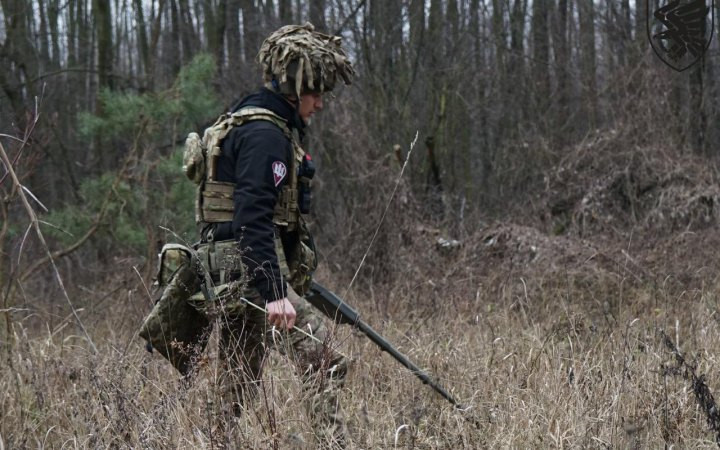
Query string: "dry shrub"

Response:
xmin=543 ymin=135 xmax=720 ymax=238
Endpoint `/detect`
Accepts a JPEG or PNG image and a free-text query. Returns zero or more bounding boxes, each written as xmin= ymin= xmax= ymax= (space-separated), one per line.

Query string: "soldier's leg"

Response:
xmin=284 ymin=288 xmax=349 ymax=446
xmin=217 ymin=290 xmax=268 ymax=415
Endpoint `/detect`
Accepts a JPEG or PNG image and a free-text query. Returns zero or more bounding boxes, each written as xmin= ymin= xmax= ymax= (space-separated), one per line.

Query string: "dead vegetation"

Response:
xmin=544 ymin=137 xmax=720 ymax=238
xmin=4 ymin=261 xmax=720 ymax=448
xmin=4 ymin=131 xmax=720 ymax=448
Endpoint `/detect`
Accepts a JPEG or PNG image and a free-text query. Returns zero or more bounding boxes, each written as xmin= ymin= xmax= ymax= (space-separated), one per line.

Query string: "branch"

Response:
xmin=18 ymin=119 xmax=147 ymax=282
xmin=0 ymin=111 xmax=41 ymax=187
xmin=334 ymin=0 xmax=368 ymax=35
xmin=660 ymin=329 xmax=720 ymax=446
xmin=0 ymin=140 xmax=97 ymax=353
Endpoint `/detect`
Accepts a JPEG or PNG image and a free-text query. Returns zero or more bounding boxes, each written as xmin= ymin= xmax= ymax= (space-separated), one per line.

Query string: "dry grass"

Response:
xmin=5 ymin=130 xmax=720 ymax=448
xmin=4 ymin=253 xmax=720 ymax=449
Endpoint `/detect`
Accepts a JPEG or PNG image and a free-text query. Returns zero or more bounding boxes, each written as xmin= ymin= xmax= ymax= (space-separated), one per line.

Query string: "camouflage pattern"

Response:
xmin=190 ymin=282 xmax=348 ymax=445
xmin=283 ymin=221 xmax=318 ymax=296
xmin=257 ymin=23 xmax=355 ymax=97
xmin=140 ymin=245 xmax=209 ymax=375
xmin=154 ymin=244 xmax=192 ymax=286
xmin=182 ymin=132 xmax=204 ymax=184
xmin=195 ymin=240 xmax=247 ymax=285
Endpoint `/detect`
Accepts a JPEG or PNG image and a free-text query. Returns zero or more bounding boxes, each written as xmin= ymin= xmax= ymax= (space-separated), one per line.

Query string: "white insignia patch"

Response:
xmin=272 ymin=161 xmax=287 ymax=187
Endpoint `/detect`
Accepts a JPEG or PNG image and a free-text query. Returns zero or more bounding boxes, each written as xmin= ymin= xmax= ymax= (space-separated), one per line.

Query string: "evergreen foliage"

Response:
xmin=43 ymin=54 xmax=219 ymax=254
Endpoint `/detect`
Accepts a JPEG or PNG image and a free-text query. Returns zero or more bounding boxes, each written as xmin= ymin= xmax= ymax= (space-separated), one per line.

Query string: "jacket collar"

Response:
xmin=232 ymin=88 xmax=306 ymax=138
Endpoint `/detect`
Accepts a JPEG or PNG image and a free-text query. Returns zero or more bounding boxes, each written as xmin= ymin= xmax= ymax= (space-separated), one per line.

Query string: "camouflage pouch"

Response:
xmin=287 ymin=221 xmax=318 ymax=296
xmin=182 ymin=132 xmax=205 ymax=185
xmin=195 ymin=239 xmax=247 ymax=285
xmin=186 ymin=282 xmax=248 ymax=318
xmin=139 ymin=244 xmax=209 ymax=375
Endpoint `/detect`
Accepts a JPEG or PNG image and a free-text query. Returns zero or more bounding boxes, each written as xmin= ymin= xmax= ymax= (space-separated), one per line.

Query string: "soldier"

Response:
xmin=187 ymin=23 xmax=353 ymax=446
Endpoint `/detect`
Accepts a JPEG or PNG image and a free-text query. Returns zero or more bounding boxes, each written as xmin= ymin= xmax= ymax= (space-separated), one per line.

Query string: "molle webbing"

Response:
xmin=274 ymin=233 xmax=291 ymax=278
xmin=201 ymin=181 xmax=234 ymax=223
xmin=272 ymin=142 xmax=304 ymax=230
xmin=198 ymin=107 xmax=298 ymax=224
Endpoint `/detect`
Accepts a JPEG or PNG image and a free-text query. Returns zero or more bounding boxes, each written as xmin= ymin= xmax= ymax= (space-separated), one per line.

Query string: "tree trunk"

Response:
xmin=93 ymin=0 xmax=114 ymax=90
xmin=553 ymin=0 xmax=569 ymax=136
xmin=578 ymin=0 xmax=597 ymax=129
xmin=227 ymin=0 xmax=241 ymax=73
xmin=309 ymin=0 xmax=326 ymax=31
xmin=204 ymin=0 xmax=226 ymax=70
xmin=409 ymin=0 xmax=425 ymax=53
xmin=0 ymin=0 xmax=39 ymax=124
xmin=241 ymin=0 xmax=260 ymax=64
xmin=78 ymin=0 xmax=92 ymax=110
xmin=279 ymin=0 xmax=293 ymax=23
xmin=178 ymin=0 xmax=197 ymax=64
xmin=38 ymin=0 xmax=52 ymax=64
xmin=149 ymin=0 xmax=166 ymax=69
xmin=509 ymin=0 xmax=527 ymax=124
xmin=531 ymin=0 xmax=549 ymax=119
xmin=689 ymin=63 xmax=706 ymax=153
xmin=133 ymin=0 xmax=151 ymax=82
xmin=634 ymin=0 xmax=648 ymax=54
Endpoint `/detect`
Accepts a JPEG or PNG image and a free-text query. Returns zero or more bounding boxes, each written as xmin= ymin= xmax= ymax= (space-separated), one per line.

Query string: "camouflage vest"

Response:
xmin=183 ymin=107 xmax=316 ymax=293
xmin=184 ymin=107 xmax=305 ymax=231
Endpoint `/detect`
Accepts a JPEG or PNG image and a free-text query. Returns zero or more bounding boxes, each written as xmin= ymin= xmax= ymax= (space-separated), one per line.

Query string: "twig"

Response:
xmin=659 ymin=328 xmax=720 ymax=447
xmin=0 ymin=141 xmax=97 ymax=353
xmin=0 ymin=112 xmax=41 ymax=187
xmin=333 ymin=0 xmax=369 ymax=36
xmin=18 ymin=119 xmax=147 ymax=282
xmin=342 ymin=131 xmax=418 ymax=300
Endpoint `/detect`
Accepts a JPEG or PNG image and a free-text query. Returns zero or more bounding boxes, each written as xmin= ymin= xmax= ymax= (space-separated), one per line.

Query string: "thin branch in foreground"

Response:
xmin=0 ymin=141 xmax=97 ymax=354
xmin=342 ymin=131 xmax=418 ymax=300
xmin=659 ymin=329 xmax=720 ymax=447
xmin=18 ymin=119 xmax=147 ymax=282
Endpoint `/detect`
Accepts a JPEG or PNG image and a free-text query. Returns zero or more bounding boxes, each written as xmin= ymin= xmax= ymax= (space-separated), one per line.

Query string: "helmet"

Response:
xmin=257 ymin=23 xmax=355 ymax=97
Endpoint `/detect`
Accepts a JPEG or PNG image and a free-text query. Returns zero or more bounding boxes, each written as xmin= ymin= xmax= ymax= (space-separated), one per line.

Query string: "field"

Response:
xmin=5 ymin=140 xmax=720 ymax=449
xmin=4 ymin=212 xmax=720 ymax=448
xmin=3 ymin=0 xmax=720 ymax=447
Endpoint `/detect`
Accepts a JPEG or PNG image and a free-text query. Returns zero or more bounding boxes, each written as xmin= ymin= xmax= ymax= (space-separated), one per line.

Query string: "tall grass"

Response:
xmin=3 ymin=260 xmax=720 ymax=448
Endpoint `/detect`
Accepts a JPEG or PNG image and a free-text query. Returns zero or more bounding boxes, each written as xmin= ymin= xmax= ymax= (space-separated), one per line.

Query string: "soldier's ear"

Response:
xmin=283 ymin=94 xmax=299 ymax=106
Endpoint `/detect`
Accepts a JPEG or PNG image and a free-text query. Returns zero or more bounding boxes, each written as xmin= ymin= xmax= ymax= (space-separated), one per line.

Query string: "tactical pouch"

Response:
xmin=200 ymin=181 xmax=235 ymax=223
xmin=140 ymin=244 xmax=209 ymax=375
xmin=186 ymin=282 xmax=249 ymax=318
xmin=195 ymin=239 xmax=247 ymax=285
xmin=288 ymin=240 xmax=316 ymax=295
xmin=182 ymin=132 xmax=205 ymax=184
xmin=285 ymin=222 xmax=318 ymax=296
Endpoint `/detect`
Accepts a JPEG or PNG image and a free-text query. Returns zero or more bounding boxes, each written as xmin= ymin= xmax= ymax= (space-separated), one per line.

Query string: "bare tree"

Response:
xmin=578 ymin=0 xmax=597 ymax=129
xmin=93 ymin=0 xmax=114 ymax=90
xmin=310 ymin=0 xmax=326 ymax=30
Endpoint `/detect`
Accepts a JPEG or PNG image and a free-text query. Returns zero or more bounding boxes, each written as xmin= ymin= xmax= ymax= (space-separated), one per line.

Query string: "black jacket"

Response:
xmin=210 ymin=88 xmax=306 ymax=303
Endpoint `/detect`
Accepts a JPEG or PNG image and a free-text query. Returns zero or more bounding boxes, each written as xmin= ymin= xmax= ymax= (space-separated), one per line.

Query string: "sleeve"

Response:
xmin=224 ymin=125 xmax=291 ymax=303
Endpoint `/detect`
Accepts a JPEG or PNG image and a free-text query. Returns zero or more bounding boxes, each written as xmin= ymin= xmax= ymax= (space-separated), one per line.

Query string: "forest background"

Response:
xmin=3 ymin=0 xmax=720 ymax=447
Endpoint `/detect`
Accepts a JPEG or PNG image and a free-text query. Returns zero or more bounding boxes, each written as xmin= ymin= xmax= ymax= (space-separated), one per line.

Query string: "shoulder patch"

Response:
xmin=272 ymin=161 xmax=287 ymax=186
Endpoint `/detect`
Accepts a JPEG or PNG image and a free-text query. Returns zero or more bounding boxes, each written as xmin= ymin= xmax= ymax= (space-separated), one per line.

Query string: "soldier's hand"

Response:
xmin=266 ymin=298 xmax=296 ymax=330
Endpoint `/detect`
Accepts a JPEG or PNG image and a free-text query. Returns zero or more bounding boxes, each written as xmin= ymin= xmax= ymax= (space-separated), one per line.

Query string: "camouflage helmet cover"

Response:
xmin=257 ymin=23 xmax=354 ymax=96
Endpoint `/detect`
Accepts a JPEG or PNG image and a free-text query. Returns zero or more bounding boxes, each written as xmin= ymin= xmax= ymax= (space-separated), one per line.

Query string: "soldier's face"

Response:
xmin=298 ymin=92 xmax=323 ymax=123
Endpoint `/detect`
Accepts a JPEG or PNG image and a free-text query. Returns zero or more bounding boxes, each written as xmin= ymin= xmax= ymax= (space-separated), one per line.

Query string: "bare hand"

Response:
xmin=266 ymin=298 xmax=296 ymax=330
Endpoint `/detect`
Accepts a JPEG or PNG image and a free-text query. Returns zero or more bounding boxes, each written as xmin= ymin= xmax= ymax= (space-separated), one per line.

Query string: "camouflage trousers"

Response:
xmin=190 ymin=283 xmax=348 ymax=446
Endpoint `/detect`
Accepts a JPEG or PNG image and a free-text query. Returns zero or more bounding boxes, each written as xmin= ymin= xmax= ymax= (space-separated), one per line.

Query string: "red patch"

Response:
xmin=272 ymin=161 xmax=287 ymax=187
